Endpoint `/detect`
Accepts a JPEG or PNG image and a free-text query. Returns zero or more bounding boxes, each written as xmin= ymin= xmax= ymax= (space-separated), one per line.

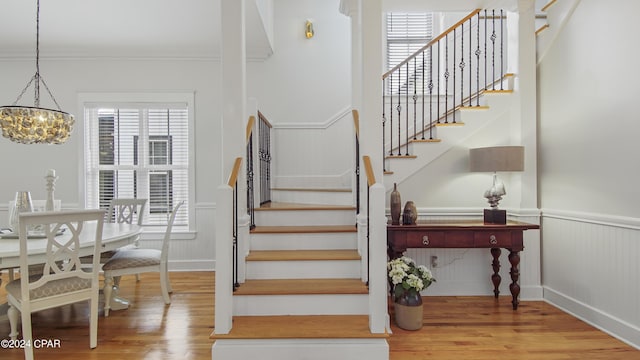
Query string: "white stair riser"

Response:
xmin=250 ymin=233 xmax=357 ymax=251
xmin=212 ymin=339 xmax=390 ymax=360
xmin=272 ymin=190 xmax=353 ymax=206
xmin=246 ymin=260 xmax=361 ymax=279
xmin=255 ymin=210 xmax=355 ymax=226
xmin=233 ymin=294 xmax=369 ymax=316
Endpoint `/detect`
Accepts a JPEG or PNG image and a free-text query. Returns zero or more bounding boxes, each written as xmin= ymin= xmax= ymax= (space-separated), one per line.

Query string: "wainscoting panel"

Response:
xmin=542 ymin=211 xmax=640 ymax=349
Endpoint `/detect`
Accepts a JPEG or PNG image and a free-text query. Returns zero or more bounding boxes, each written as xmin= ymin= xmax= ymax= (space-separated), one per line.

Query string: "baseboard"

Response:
xmin=544 ymin=286 xmax=640 ymax=350
xmin=168 ymin=259 xmax=215 ymax=271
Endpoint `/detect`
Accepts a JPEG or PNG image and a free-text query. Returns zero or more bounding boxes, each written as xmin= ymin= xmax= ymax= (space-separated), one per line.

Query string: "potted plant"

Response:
xmin=387 ymin=256 xmax=435 ymax=330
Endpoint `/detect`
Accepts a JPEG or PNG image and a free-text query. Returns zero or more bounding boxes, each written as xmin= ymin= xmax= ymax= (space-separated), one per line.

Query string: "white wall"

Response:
xmin=0 ymin=58 xmax=221 ymax=270
xmin=538 ymin=0 xmax=640 ymax=348
xmin=248 ymin=0 xmax=354 ymax=183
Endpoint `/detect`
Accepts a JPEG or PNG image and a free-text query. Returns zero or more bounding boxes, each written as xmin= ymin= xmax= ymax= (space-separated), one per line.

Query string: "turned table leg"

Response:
xmin=508 ymin=249 xmax=521 ymax=310
xmin=490 ymin=248 xmax=501 ymax=298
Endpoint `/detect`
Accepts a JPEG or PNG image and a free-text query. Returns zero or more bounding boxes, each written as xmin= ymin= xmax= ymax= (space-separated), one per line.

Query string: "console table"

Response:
xmin=387 ymin=220 xmax=539 ymax=310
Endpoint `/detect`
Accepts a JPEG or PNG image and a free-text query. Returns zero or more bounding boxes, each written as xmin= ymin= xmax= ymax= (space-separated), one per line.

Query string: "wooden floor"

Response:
xmin=0 ymin=271 xmax=638 ymax=359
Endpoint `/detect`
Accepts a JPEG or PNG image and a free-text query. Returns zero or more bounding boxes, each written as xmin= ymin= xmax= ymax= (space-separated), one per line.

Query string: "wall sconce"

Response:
xmin=305 ymin=20 xmax=314 ymax=39
xmin=469 ymin=146 xmax=524 ymax=224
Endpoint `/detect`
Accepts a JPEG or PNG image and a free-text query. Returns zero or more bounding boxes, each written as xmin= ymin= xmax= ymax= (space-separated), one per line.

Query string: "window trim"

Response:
xmin=77 ymin=92 xmax=196 ymax=233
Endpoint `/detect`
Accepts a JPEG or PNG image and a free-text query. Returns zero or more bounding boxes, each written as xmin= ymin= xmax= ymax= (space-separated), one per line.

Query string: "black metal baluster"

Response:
xmin=476 ymin=12 xmax=481 ymax=106
xmin=413 ymin=56 xmax=417 ymax=140
xmin=390 ymin=73 xmax=394 ymax=156
xmin=429 ymin=46 xmax=434 ymax=139
xmin=469 ymin=18 xmax=472 ymax=106
xmin=459 ymin=24 xmax=465 ymax=111
xmin=444 ymin=35 xmax=449 ymax=124
xmin=232 ymin=180 xmax=239 ymax=291
xmin=491 ymin=10 xmax=496 ymax=90
xmin=397 ymin=68 xmax=401 ymax=156
xmin=452 ymin=29 xmax=456 ymax=124
xmin=421 ymin=51 xmax=425 ymax=140
xmin=383 ymin=79 xmax=387 ymax=172
xmin=500 ymin=9 xmax=504 ymax=90
xmin=246 ymin=130 xmax=255 ymax=229
xmin=437 ymin=41 xmax=441 ymax=124
xmin=405 ymin=63 xmax=409 ymax=155
xmin=484 ymin=10 xmax=488 ymax=91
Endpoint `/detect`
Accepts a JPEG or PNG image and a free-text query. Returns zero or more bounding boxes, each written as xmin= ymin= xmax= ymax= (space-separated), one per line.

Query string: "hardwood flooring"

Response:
xmin=0 ymin=271 xmax=638 ymax=359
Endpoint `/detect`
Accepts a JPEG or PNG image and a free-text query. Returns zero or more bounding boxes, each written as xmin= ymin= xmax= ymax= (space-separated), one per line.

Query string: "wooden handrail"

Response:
xmin=246 ymin=115 xmax=255 ymax=144
xmin=363 ymin=156 xmax=375 ymax=186
xmin=541 ymin=0 xmax=557 ymax=12
xmin=257 ymin=111 xmax=272 ymax=128
xmin=382 ymin=9 xmax=482 ymax=80
xmin=227 ymin=157 xmax=243 ymax=187
xmin=352 ymin=109 xmax=360 ymax=141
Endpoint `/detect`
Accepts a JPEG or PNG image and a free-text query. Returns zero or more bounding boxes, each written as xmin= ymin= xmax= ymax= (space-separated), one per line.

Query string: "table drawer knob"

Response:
xmin=489 ymin=235 xmax=498 ymax=245
xmin=422 ymin=236 xmax=430 ymax=245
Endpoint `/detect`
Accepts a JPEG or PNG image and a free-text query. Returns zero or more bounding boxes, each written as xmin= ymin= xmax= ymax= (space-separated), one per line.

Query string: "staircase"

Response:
xmin=383 ymin=74 xmax=515 ymax=190
xmin=211 ymin=200 xmax=389 ymax=359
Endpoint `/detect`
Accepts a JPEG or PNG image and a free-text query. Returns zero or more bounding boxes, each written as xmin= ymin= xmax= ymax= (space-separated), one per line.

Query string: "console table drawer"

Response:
xmin=406 ymin=231 xmax=445 ymax=247
xmin=473 ymin=231 xmax=511 ymax=247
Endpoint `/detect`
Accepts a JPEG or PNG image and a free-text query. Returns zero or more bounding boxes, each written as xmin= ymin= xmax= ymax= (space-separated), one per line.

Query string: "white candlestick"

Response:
xmin=45 ymin=171 xmax=58 ymax=211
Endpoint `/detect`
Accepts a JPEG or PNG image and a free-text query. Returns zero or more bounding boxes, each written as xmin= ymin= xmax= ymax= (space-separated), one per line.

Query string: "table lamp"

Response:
xmin=469 ymin=146 xmax=524 ymax=224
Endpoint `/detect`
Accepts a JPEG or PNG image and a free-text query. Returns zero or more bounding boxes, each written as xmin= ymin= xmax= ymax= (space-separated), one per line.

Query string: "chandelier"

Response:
xmin=0 ymin=0 xmax=74 ymax=145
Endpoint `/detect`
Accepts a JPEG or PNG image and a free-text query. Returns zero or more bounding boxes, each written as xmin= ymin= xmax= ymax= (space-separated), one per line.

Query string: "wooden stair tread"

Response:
xmin=385 ymin=155 xmax=417 ymax=159
xmin=211 ymin=315 xmax=388 ymax=340
xmin=256 ymin=202 xmax=356 ymax=211
xmin=409 ymin=138 xmax=442 ymax=143
xmin=272 ymin=187 xmax=352 ymax=193
xmin=251 ymin=225 xmax=356 ymax=234
xmin=233 ymin=278 xmax=368 ymax=295
xmin=246 ymin=249 xmax=361 ymax=261
xmin=436 ymin=122 xmax=465 ymax=127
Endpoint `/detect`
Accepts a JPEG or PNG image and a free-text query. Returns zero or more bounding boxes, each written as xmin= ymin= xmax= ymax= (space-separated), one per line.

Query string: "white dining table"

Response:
xmin=0 ymin=222 xmax=142 ymax=323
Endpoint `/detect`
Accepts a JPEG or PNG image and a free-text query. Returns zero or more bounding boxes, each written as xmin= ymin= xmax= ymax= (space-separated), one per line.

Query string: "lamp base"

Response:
xmin=484 ymin=209 xmax=506 ymax=224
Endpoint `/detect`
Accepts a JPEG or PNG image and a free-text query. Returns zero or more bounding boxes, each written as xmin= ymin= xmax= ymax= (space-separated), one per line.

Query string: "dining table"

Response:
xmin=0 ymin=222 xmax=143 ymax=326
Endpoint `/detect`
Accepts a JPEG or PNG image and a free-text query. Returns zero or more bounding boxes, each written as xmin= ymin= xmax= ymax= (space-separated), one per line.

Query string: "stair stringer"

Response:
xmin=536 ymin=0 xmax=581 ymax=64
xmin=384 ymin=91 xmax=514 ymax=192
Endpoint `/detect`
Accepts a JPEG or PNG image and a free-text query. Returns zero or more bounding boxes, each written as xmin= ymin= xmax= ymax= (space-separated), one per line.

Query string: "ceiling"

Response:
xmin=0 ymin=0 xmax=269 ymax=59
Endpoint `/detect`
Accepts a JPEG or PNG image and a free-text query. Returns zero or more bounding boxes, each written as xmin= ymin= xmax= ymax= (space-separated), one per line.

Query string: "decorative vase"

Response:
xmin=393 ymin=291 xmax=423 ymax=330
xmin=390 ymin=183 xmax=402 ymax=225
xmin=10 ymin=191 xmax=33 ymax=235
xmin=402 ymin=201 xmax=418 ymax=225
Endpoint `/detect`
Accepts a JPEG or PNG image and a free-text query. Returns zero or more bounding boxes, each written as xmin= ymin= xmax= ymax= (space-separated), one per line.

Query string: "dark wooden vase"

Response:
xmin=390 ymin=183 xmax=402 ymax=225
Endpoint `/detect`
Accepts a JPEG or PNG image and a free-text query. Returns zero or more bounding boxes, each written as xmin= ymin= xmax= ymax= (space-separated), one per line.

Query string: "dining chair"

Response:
xmin=102 ymin=201 xmax=183 ymax=316
xmin=80 ymin=198 xmax=147 ymax=269
xmin=106 ymin=198 xmax=147 ymax=227
xmin=6 ymin=209 xmax=105 ymax=360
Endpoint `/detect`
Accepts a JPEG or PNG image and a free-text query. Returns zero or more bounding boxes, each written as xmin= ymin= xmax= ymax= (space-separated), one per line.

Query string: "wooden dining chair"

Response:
xmin=102 ymin=201 xmax=183 ymax=316
xmin=6 ymin=209 xmax=105 ymax=360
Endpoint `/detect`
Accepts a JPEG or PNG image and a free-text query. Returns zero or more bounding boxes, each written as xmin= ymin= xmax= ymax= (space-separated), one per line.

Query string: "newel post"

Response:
xmin=214 ymin=184 xmax=234 ymax=334
xmin=368 ymin=183 xmax=388 ymax=334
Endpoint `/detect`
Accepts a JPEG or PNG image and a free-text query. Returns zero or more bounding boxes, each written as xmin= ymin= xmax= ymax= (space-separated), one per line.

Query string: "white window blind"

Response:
xmin=386 ymin=12 xmax=434 ymax=94
xmin=84 ymin=104 xmax=189 ymax=227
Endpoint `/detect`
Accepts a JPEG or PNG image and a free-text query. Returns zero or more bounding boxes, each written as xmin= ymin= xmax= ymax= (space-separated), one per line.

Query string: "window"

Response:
xmin=386 ymin=12 xmax=434 ymax=94
xmin=84 ymin=96 xmax=192 ymax=228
